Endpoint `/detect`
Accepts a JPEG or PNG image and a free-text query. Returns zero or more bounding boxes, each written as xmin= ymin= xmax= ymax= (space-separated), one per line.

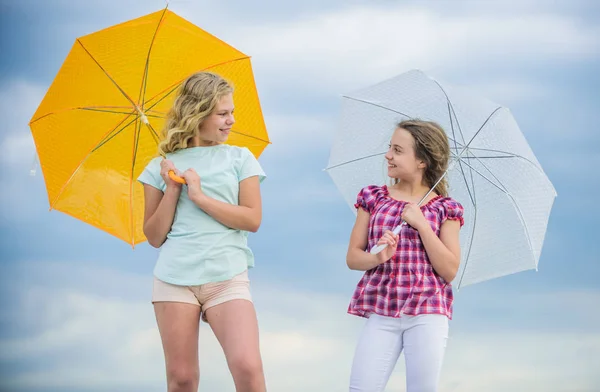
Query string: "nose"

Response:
xmin=227 ymin=114 xmax=235 ymax=125
xmin=384 ymin=151 xmax=392 ymax=161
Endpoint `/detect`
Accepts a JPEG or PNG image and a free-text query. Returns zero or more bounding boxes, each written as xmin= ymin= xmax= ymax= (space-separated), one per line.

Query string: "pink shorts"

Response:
xmin=152 ymin=270 xmax=252 ymax=322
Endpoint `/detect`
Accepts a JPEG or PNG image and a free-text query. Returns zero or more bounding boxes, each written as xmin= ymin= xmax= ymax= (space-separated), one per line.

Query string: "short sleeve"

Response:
xmin=137 ymin=157 xmax=164 ymax=191
xmin=354 ymin=185 xmax=383 ymax=214
xmin=442 ymin=198 xmax=465 ymax=227
xmin=238 ymin=147 xmax=266 ymax=183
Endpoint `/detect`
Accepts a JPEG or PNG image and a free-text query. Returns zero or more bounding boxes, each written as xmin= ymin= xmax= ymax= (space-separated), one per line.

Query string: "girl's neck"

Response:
xmin=391 ymin=179 xmax=431 ymax=197
xmin=189 ymin=136 xmax=218 ymax=147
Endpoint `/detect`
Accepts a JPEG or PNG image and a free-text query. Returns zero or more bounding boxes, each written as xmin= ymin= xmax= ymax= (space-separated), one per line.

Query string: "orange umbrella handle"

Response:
xmin=168 ymin=170 xmax=186 ymax=184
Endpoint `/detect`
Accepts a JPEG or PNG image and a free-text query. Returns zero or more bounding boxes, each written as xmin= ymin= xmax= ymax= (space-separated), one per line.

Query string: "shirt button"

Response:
xmin=390 ymin=273 xmax=396 ymax=279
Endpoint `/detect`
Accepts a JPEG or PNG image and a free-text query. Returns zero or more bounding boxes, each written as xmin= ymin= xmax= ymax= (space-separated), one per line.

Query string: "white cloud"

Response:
xmin=1 ymin=263 xmax=599 ymax=392
xmin=227 ymin=6 xmax=599 ymax=96
xmin=0 ymin=80 xmax=43 ymax=168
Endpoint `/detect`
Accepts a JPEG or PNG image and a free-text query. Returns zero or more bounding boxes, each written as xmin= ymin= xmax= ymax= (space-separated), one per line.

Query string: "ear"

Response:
xmin=418 ymin=160 xmax=426 ymax=169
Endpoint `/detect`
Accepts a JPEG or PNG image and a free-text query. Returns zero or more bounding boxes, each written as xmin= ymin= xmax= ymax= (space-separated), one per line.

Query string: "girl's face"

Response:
xmin=384 ymin=127 xmax=425 ymax=180
xmin=197 ymin=93 xmax=235 ymax=145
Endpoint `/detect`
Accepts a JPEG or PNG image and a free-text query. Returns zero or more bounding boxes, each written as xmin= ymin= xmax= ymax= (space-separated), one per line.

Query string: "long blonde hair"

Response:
xmin=158 ymin=72 xmax=233 ymax=156
xmin=393 ymin=120 xmax=450 ymax=197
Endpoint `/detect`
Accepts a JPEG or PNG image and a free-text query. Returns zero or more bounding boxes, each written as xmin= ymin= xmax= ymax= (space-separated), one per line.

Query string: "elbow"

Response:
xmin=143 ymin=228 xmax=163 ymax=248
xmin=346 ymin=255 xmax=358 ymax=271
xmin=443 ymin=271 xmax=457 ymax=283
xmin=443 ymin=259 xmax=460 ymax=283
xmin=247 ymin=216 xmax=262 ymax=233
xmin=147 ymin=239 xmax=162 ymax=248
xmin=145 ymin=236 xmax=162 ymax=248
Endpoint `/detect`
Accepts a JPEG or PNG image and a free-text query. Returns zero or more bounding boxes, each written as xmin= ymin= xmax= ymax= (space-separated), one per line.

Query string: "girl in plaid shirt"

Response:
xmin=347 ymin=120 xmax=464 ymax=392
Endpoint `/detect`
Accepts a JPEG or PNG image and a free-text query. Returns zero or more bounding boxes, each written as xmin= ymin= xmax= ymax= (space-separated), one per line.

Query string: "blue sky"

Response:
xmin=1 ymin=0 xmax=599 ymax=391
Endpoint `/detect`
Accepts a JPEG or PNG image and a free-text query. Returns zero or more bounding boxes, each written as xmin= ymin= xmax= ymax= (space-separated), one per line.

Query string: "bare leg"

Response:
xmin=205 ymin=299 xmax=266 ymax=392
xmin=154 ymin=302 xmax=201 ymax=392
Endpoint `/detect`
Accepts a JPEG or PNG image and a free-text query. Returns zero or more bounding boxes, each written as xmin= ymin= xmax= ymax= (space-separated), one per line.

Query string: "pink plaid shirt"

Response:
xmin=348 ymin=185 xmax=464 ymax=320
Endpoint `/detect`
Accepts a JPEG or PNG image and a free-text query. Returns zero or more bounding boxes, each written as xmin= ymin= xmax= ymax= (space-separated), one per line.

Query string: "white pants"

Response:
xmin=349 ymin=313 xmax=449 ymax=392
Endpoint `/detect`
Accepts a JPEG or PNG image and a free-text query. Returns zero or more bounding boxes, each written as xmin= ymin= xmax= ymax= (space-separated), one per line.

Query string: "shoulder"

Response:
xmin=360 ymin=184 xmax=388 ymax=198
xmin=145 ymin=155 xmax=162 ymax=167
xmin=431 ymin=196 xmax=465 ymax=226
xmin=138 ymin=155 xmax=162 ymax=174
xmin=355 ymin=184 xmax=388 ymax=212
xmin=437 ymin=196 xmax=463 ymax=211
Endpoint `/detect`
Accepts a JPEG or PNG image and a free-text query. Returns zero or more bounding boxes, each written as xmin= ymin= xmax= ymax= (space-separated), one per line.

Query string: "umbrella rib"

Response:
xmin=448 ymin=102 xmax=477 ymax=208
xmin=464 ymin=107 xmax=504 ymax=148
xmin=451 ymin=147 xmax=551 ymax=179
xmin=130 ymin=117 xmax=142 ymax=247
xmin=435 ymin=79 xmax=469 ymax=148
xmin=146 ymin=121 xmax=161 ymax=146
xmin=49 ymin=111 xmax=137 ymax=210
xmin=452 ymin=155 xmax=537 ymax=267
xmin=144 ymin=83 xmax=180 ymax=112
xmin=76 ymin=39 xmax=138 ymax=108
xmin=144 ymin=92 xmax=269 ymax=145
xmin=457 ymin=150 xmax=541 ymax=269
xmin=341 ymin=96 xmax=412 ymax=118
xmin=457 ymin=147 xmax=548 ymax=176
xmin=324 ymin=152 xmax=386 ymax=171
xmin=321 ymin=151 xmax=520 ymax=170
xmin=80 ymin=107 xmax=162 ymax=118
xmin=93 ymin=114 xmax=139 ymax=153
xmin=145 ymin=109 xmax=166 ymax=115
xmin=138 ymin=7 xmax=169 ymax=110
xmin=30 ymin=105 xmax=135 ymax=125
xmin=456 ymin=199 xmax=478 ymax=290
xmin=141 ymin=81 xmax=270 ymax=147
xmin=230 ymin=129 xmax=271 ymax=145
xmin=143 ymin=56 xmax=251 ymax=107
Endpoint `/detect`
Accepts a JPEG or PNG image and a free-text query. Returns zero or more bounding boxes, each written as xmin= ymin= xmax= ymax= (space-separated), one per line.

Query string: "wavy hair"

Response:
xmin=157 ymin=72 xmax=233 ymax=156
xmin=392 ymin=120 xmax=451 ymax=197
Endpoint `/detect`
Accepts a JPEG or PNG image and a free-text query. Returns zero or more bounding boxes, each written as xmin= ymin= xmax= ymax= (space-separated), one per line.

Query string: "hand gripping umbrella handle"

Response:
xmin=168 ymin=170 xmax=186 ymax=184
xmin=369 ymin=222 xmax=406 ymax=255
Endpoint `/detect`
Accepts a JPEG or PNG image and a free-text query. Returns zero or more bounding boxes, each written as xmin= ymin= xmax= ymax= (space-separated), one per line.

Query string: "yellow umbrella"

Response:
xmin=29 ymin=8 xmax=270 ymax=247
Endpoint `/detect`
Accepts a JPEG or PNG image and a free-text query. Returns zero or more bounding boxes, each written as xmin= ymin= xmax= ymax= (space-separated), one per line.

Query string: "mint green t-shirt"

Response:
xmin=137 ymin=144 xmax=266 ymax=286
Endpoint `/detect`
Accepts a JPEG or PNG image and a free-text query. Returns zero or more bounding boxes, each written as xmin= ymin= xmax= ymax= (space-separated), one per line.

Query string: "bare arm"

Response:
xmin=346 ymin=208 xmax=397 ymax=271
xmin=141 ymin=159 xmax=183 ymax=248
xmin=142 ymin=185 xmax=181 ymax=248
xmin=184 ymin=171 xmax=262 ymax=232
xmin=417 ymin=219 xmax=461 ymax=282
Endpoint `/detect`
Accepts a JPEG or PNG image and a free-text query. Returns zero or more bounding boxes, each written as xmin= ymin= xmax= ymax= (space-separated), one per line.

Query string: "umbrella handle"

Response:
xmin=369 ymin=223 xmax=405 ymax=255
xmin=168 ymin=170 xmax=186 ymax=184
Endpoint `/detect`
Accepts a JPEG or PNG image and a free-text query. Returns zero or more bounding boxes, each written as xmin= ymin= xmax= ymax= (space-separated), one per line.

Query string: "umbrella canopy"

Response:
xmin=325 ymin=69 xmax=556 ymax=288
xmin=29 ymin=8 xmax=270 ymax=246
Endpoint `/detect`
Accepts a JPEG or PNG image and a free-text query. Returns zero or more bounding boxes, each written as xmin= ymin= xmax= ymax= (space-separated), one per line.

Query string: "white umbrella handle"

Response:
xmin=369 ymin=222 xmax=406 ymax=255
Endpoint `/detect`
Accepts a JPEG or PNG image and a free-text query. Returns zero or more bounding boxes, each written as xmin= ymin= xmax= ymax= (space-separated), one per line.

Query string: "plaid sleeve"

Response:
xmin=354 ymin=185 xmax=383 ymax=214
xmin=442 ymin=198 xmax=465 ymax=227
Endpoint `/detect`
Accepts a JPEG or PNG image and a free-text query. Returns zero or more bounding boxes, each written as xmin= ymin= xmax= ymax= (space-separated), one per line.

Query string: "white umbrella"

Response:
xmin=325 ymin=69 xmax=557 ymax=289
